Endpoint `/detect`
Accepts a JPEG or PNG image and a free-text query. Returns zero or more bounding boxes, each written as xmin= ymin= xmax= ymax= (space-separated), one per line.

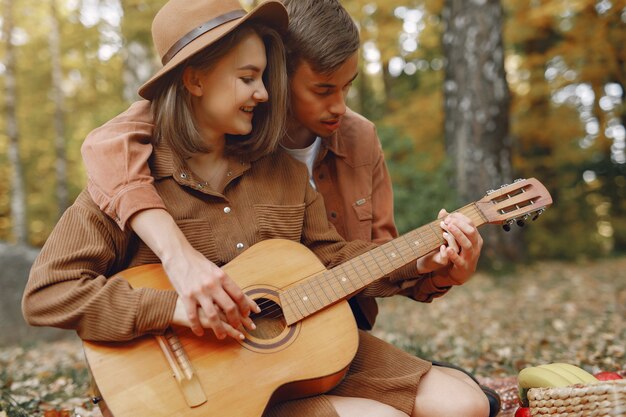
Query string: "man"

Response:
xmin=81 ymin=1 xmax=499 ymax=415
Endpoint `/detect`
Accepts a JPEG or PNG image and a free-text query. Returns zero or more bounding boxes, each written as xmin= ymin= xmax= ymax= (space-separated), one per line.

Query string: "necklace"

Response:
xmin=187 ymin=157 xmax=228 ymax=189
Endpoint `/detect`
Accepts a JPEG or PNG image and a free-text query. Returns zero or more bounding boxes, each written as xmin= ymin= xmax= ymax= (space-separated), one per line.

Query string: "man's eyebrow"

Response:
xmin=314 ymin=72 xmax=359 ymax=89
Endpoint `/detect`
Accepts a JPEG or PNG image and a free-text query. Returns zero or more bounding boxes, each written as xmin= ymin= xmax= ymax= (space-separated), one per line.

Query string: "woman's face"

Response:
xmin=185 ymin=32 xmax=269 ymax=142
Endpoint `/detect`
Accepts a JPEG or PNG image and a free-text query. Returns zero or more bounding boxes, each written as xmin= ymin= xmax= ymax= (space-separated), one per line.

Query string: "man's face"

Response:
xmin=288 ymin=52 xmax=359 ymax=138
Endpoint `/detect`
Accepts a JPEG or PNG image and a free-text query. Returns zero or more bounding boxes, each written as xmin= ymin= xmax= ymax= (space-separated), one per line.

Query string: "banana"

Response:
xmin=518 ymin=365 xmax=573 ymax=389
xmin=537 ymin=363 xmax=584 ymax=384
xmin=518 ymin=364 xmax=576 ymax=406
xmin=545 ymin=363 xmax=598 ymax=384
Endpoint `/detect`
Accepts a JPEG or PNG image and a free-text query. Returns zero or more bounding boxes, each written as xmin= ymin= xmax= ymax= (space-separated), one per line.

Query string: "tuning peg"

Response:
xmin=531 ymin=208 xmax=545 ymax=221
xmin=516 ymin=213 xmax=532 ymax=227
xmin=513 ymin=178 xmax=526 ymax=183
xmin=486 ymin=189 xmax=496 ymax=195
xmin=500 ymin=183 xmax=510 ymax=189
xmin=502 ymin=219 xmax=515 ymax=232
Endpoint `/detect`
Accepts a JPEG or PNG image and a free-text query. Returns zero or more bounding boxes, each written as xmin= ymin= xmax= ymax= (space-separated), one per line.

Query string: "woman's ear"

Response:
xmin=182 ymin=67 xmax=204 ymax=97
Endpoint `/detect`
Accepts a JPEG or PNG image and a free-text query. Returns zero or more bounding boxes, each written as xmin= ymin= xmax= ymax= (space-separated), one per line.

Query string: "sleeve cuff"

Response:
xmin=113 ymin=184 xmax=168 ymax=230
xmin=406 ymin=277 xmax=452 ymax=303
xmin=135 ymin=288 xmax=179 ymax=337
xmin=389 ymin=261 xmax=420 ymax=282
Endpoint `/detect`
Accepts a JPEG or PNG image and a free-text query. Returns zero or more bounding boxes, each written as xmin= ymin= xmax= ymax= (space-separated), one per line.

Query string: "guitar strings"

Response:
xmin=224 ymin=193 xmax=546 ymax=324
xmin=245 ymin=205 xmax=486 ymax=321
xmin=249 ymin=234 xmax=442 ymax=318
xmin=248 ymin=206 xmax=485 ymax=320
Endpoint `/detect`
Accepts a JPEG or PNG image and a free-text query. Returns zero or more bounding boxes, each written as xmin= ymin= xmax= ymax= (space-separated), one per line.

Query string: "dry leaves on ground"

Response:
xmin=372 ymin=257 xmax=626 ymax=414
xmin=1 ymin=257 xmax=625 ymax=416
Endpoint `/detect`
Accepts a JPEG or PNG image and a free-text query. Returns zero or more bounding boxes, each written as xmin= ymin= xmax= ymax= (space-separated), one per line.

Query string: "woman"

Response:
xmin=23 ymin=0 xmax=488 ymax=416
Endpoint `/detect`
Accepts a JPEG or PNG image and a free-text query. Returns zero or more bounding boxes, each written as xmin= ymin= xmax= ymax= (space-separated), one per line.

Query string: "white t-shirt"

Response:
xmin=281 ymin=137 xmax=322 ymax=190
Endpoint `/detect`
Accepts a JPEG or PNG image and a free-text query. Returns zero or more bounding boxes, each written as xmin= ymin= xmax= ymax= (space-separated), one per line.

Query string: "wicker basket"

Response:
xmin=527 ymin=379 xmax=626 ymax=416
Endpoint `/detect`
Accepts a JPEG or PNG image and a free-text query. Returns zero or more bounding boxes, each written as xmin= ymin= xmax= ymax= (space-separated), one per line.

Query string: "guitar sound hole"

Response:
xmin=248 ymin=298 xmax=286 ymax=339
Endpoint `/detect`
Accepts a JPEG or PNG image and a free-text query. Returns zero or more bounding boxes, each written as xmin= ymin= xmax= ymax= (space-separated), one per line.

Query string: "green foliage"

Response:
xmin=1 ymin=0 xmax=128 ymax=246
xmin=0 ymin=0 xmax=624 ymax=264
xmin=504 ymin=0 xmax=626 ymax=259
xmin=378 ymin=125 xmax=458 ymax=234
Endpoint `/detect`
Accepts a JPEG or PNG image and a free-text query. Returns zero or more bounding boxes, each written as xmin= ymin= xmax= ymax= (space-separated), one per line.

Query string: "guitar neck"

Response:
xmin=281 ymin=203 xmax=486 ymax=325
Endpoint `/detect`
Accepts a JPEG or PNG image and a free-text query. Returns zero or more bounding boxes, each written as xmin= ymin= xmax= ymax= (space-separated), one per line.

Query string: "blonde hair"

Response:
xmin=151 ymin=23 xmax=287 ymax=161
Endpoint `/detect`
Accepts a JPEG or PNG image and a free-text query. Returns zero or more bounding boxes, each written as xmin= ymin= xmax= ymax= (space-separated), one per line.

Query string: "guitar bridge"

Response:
xmin=156 ymin=328 xmax=207 ymax=408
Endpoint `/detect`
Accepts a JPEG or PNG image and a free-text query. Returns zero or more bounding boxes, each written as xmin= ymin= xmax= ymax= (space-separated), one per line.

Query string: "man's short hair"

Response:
xmin=281 ymin=0 xmax=360 ymax=75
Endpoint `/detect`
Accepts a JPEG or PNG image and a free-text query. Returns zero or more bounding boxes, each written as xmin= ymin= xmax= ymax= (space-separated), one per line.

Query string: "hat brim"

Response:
xmin=138 ymin=0 xmax=288 ymax=100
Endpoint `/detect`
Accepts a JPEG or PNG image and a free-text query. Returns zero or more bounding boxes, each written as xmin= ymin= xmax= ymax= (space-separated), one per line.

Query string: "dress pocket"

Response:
xmin=254 ymin=203 xmax=306 ymax=242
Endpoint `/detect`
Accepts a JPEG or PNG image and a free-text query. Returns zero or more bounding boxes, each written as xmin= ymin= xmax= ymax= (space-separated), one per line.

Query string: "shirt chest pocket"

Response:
xmin=131 ymin=219 xmax=219 ymax=265
xmin=254 ymin=203 xmax=306 ymax=242
xmin=352 ymin=196 xmax=373 ymax=240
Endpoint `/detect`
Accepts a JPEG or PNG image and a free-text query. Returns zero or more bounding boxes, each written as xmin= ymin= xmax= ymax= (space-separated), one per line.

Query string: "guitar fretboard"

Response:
xmin=280 ymin=203 xmax=487 ymax=325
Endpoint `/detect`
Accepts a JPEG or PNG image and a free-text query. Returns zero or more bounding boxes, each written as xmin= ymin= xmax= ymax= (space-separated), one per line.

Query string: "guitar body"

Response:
xmin=83 ymin=239 xmax=359 ymax=417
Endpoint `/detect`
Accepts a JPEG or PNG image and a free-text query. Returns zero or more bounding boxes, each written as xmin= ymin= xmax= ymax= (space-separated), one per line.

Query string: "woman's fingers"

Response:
xmin=182 ymin=295 xmax=204 ymax=336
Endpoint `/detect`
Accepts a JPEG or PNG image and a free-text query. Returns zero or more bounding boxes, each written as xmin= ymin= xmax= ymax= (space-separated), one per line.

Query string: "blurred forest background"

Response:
xmin=0 ymin=0 xmax=625 ymax=266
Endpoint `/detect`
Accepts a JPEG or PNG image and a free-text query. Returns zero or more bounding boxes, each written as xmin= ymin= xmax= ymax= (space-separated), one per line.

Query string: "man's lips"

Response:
xmin=321 ymin=119 xmax=341 ymax=131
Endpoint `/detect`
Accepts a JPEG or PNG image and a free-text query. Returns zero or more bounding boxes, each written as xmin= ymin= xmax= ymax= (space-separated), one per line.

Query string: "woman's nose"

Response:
xmin=253 ymin=82 xmax=269 ymax=103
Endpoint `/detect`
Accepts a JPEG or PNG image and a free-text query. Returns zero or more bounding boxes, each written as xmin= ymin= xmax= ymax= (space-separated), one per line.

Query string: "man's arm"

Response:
xmin=81 ymin=100 xmax=165 ymax=229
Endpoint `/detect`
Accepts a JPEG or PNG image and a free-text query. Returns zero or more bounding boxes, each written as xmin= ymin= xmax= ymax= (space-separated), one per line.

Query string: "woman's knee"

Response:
xmin=326 ymin=395 xmax=409 ymax=417
xmin=413 ymin=367 xmax=489 ymax=417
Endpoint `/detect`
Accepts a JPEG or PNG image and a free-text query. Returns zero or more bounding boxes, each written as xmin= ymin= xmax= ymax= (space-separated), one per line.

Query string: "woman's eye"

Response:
xmin=241 ymin=77 xmax=254 ymax=84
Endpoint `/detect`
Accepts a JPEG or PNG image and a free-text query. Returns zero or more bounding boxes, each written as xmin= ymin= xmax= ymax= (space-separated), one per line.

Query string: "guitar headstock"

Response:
xmin=475 ymin=178 xmax=553 ymax=230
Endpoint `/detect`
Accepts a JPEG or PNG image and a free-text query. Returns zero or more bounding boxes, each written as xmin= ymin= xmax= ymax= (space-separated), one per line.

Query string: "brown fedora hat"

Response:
xmin=138 ymin=0 xmax=288 ymax=99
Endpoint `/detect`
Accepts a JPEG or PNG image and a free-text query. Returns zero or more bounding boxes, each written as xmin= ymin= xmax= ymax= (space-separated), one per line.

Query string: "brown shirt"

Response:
xmin=81 ymin=101 xmax=397 ymax=243
xmin=79 ymin=101 xmax=449 ymax=329
xmin=24 ymin=143 xmax=449 ymax=342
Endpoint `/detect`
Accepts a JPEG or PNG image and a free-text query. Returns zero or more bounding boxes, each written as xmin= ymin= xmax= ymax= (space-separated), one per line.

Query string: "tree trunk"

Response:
xmin=442 ymin=0 xmax=520 ymax=264
xmin=2 ymin=0 xmax=27 ymax=245
xmin=120 ymin=2 xmax=158 ymax=101
xmin=50 ymin=0 xmax=68 ymax=217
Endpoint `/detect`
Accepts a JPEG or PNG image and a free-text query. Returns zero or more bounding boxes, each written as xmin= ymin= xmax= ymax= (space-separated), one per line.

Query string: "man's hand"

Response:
xmin=437 ymin=209 xmax=483 ymax=285
xmin=416 ymin=209 xmax=483 ymax=286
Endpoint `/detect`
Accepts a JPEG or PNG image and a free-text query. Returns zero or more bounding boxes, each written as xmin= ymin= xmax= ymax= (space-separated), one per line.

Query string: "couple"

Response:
xmin=23 ymin=0 xmax=498 ymax=416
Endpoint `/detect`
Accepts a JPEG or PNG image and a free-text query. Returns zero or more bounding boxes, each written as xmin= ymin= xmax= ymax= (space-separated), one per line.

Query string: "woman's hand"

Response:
xmin=416 ymin=209 xmax=483 ymax=286
xmin=172 ymin=295 xmax=255 ymax=340
xmin=130 ymin=208 xmax=259 ymax=340
xmin=162 ymin=246 xmax=258 ymax=340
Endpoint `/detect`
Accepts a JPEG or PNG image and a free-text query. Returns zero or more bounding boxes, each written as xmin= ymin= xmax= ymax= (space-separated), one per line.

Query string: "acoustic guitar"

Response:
xmin=83 ymin=178 xmax=552 ymax=417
